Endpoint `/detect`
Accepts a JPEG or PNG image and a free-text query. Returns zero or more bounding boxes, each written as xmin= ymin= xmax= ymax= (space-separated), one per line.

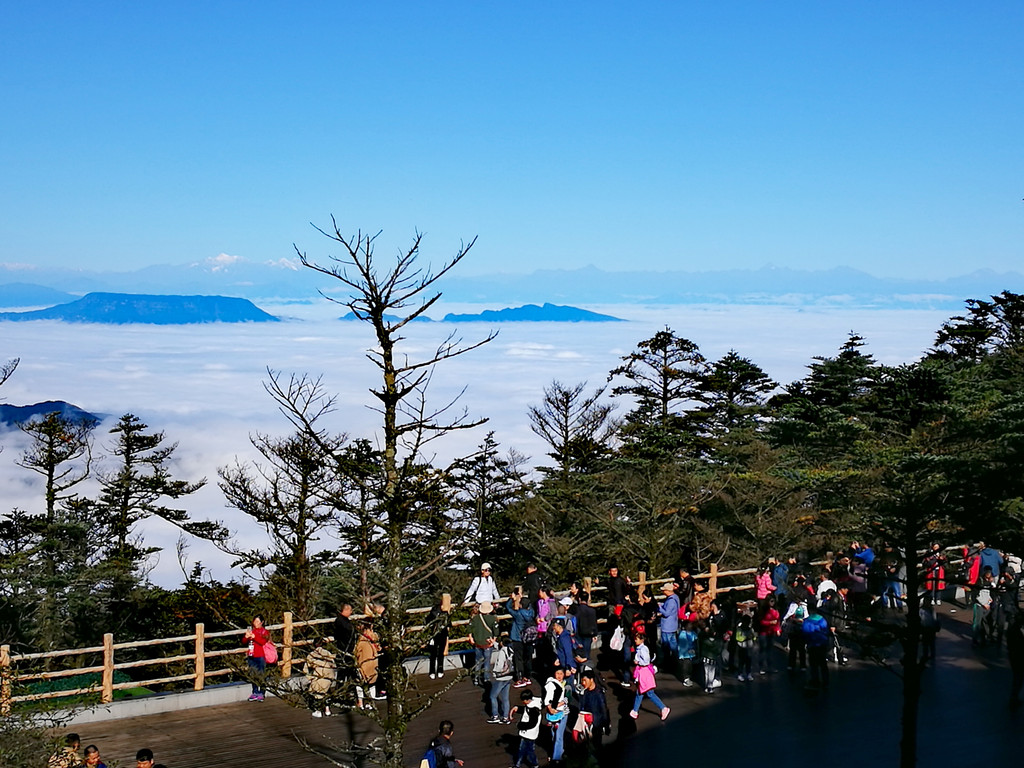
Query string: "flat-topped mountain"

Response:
xmin=441 ymin=303 xmax=624 ymax=322
xmin=0 ymin=293 xmax=279 ymax=324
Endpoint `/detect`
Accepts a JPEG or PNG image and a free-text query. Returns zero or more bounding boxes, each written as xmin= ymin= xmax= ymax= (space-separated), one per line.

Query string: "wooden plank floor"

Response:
xmin=72 ymin=607 xmax=1024 ymax=768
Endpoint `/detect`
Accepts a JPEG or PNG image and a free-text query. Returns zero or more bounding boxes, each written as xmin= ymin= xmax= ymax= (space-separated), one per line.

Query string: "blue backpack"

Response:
xmin=419 ymin=746 xmax=437 ymax=768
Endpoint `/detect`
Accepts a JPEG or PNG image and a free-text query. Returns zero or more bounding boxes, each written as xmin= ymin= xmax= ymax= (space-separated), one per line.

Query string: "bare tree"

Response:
xmin=290 ymin=220 xmax=494 ymax=768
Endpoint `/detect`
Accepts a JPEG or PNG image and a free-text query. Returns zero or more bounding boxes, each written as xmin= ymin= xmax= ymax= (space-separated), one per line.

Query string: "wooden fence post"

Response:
xmin=709 ymin=563 xmax=719 ymax=598
xmin=638 ymin=571 xmax=647 ymax=595
xmin=102 ymin=633 xmax=114 ymax=704
xmin=1 ymin=644 xmax=11 ymax=715
xmin=440 ymin=594 xmax=452 ymax=660
xmin=194 ymin=623 xmax=205 ymax=691
xmin=281 ymin=612 xmax=293 ymax=679
xmin=582 ymin=576 xmax=592 ymax=597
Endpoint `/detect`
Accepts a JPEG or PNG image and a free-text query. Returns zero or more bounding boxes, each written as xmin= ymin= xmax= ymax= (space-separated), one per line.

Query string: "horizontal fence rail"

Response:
xmin=1 ymin=547 xmax=959 ymax=714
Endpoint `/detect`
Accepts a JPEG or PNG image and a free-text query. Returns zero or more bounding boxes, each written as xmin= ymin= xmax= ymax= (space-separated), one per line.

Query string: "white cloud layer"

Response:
xmin=0 ymin=303 xmax=952 ymax=587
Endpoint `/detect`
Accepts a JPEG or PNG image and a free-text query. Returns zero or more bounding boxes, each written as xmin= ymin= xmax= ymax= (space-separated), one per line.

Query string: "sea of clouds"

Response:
xmin=0 ymin=302 xmax=954 ymax=587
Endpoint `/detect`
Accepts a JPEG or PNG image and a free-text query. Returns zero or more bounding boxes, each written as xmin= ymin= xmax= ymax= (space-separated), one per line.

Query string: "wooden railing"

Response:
xmin=0 ymin=558 xmax=825 ymax=714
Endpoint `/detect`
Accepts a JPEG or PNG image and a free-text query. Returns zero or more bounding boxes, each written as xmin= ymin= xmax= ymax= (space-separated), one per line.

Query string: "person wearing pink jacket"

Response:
xmin=755 ymin=562 xmax=777 ymax=600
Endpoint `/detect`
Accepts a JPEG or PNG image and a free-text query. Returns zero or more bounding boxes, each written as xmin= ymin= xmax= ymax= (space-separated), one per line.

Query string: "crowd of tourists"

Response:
xmin=56 ymin=541 xmax=1024 ymax=767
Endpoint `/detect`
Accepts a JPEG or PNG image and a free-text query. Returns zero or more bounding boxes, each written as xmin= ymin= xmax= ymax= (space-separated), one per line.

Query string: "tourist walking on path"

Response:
xmin=629 ymin=633 xmax=670 ymax=721
xmin=510 ymin=689 xmax=542 ymax=768
xmin=543 ymin=666 xmax=571 ymax=763
xmin=428 ymin=720 xmax=464 ymax=768
xmin=244 ymin=615 xmax=271 ymax=701
xmin=576 ymin=668 xmax=610 ymax=753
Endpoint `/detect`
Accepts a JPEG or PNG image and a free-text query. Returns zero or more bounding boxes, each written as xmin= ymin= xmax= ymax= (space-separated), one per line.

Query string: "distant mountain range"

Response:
xmin=2 ymin=257 xmax=1023 ymax=308
xmin=0 ymin=293 xmax=279 ymax=324
xmin=340 ymin=303 xmax=624 ymax=323
xmin=0 ymin=401 xmax=101 ymax=429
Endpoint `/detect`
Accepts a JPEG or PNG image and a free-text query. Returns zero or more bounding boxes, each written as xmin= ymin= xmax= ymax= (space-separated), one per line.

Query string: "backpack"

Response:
xmin=492 ymin=647 xmax=513 ymax=678
xmin=523 ymin=625 xmax=539 ymax=644
xmin=418 ymin=746 xmax=437 ymax=768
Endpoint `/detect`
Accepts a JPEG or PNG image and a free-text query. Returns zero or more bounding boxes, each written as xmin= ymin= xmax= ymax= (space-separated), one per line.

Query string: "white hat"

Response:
xmin=559 ymin=596 xmax=574 ymax=606
xmin=481 ymin=562 xmax=492 ymax=571
xmin=479 ymin=601 xmax=494 ymax=614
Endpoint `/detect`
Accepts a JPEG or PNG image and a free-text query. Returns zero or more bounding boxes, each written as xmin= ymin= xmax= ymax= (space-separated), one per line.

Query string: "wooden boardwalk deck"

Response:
xmin=71 ymin=608 xmax=1024 ymax=768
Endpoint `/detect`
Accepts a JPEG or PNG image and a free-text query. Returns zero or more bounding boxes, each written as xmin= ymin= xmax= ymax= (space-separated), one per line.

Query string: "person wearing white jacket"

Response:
xmin=464 ymin=562 xmax=501 ymax=605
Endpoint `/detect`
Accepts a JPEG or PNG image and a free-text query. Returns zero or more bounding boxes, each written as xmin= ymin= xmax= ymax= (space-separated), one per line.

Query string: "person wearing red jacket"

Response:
xmin=245 ymin=615 xmax=271 ymax=701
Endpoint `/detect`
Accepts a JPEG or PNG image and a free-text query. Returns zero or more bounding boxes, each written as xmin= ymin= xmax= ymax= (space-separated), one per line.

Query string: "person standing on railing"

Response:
xmin=523 ymin=562 xmax=543 ymax=606
xmin=464 ymin=562 xmax=501 ymax=605
xmin=605 ymin=565 xmax=630 ymax=619
xmin=245 ymin=615 xmax=270 ymax=702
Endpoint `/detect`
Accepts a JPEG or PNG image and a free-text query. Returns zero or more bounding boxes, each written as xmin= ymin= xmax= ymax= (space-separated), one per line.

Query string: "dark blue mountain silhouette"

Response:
xmin=0 ymin=293 xmax=279 ymax=324
xmin=0 ymin=283 xmax=77 ymax=308
xmin=441 ymin=303 xmax=624 ymax=322
xmin=0 ymin=401 xmax=101 ymax=429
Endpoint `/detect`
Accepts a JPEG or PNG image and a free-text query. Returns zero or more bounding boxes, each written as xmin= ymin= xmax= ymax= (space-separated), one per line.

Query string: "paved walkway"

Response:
xmin=72 ymin=608 xmax=1024 ymax=767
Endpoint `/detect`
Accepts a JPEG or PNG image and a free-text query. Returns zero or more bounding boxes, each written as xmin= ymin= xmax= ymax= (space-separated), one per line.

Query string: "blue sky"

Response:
xmin=3 ymin=2 xmax=1022 ymax=278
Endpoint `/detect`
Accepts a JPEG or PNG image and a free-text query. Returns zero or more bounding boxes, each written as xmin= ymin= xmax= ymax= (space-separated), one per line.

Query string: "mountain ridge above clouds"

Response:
xmin=0 ymin=292 xmax=279 ymax=324
xmin=2 ymin=258 xmax=1023 ymax=308
xmin=0 ymin=400 xmax=101 ymax=429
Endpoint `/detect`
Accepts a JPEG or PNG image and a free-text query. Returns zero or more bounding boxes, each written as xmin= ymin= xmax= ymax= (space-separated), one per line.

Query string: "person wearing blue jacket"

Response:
xmin=802 ymin=608 xmax=831 ymax=689
xmin=552 ymin=618 xmax=576 ymax=677
xmin=658 ymin=581 xmax=680 ymax=670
